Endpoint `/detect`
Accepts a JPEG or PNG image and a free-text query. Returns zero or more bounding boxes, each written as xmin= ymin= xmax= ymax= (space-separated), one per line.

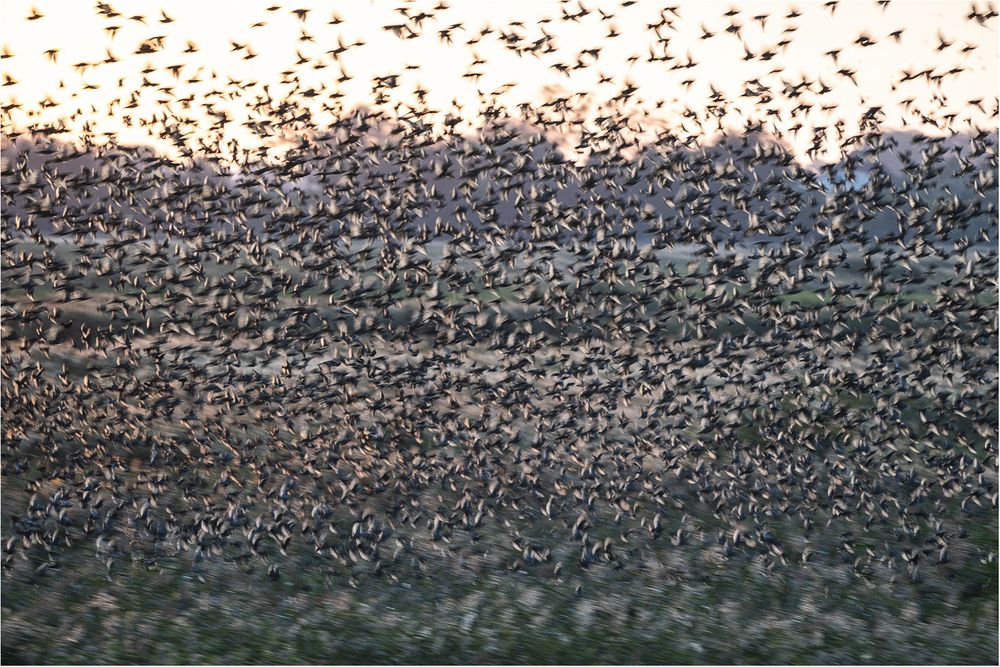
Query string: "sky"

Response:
xmin=1 ymin=0 xmax=997 ymax=163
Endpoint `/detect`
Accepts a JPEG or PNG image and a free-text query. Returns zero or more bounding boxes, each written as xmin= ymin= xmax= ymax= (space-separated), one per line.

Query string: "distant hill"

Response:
xmin=3 ymin=121 xmax=996 ymax=247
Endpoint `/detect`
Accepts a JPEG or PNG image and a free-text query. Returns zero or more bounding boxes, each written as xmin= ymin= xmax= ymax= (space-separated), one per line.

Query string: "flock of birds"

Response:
xmin=1 ymin=1 xmax=997 ymax=593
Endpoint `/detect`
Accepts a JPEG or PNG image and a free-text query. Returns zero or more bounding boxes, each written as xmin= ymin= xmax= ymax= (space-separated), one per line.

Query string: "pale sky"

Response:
xmin=1 ymin=0 xmax=996 ymax=163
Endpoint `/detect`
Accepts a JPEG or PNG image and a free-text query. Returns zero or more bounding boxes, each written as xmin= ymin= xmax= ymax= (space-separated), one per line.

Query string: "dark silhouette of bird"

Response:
xmin=0 ymin=0 xmax=995 ymax=606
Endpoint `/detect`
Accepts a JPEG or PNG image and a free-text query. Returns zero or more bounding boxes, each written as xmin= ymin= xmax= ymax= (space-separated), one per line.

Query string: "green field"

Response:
xmin=3 ymin=242 xmax=997 ymax=664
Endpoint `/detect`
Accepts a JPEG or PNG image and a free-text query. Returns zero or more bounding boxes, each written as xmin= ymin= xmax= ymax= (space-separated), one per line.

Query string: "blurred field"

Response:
xmin=2 ymin=527 xmax=997 ymax=664
xmin=2 ymin=243 xmax=997 ymax=664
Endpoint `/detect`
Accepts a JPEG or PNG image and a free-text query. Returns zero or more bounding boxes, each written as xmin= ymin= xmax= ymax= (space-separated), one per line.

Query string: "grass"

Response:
xmin=2 ymin=518 xmax=997 ymax=665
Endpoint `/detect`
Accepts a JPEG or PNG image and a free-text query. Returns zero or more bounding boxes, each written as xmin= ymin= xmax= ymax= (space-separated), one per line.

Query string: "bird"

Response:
xmin=0 ymin=1 xmax=994 ymax=613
